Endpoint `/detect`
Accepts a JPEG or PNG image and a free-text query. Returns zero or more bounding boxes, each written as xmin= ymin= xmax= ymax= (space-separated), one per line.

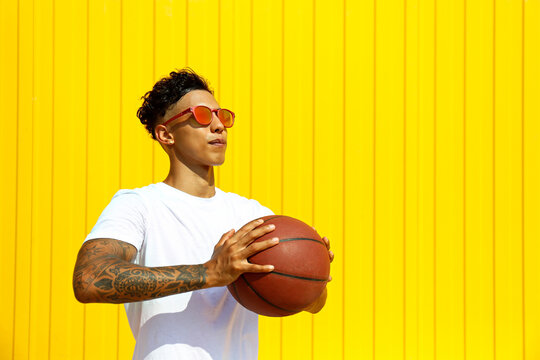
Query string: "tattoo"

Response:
xmin=73 ymin=239 xmax=207 ymax=304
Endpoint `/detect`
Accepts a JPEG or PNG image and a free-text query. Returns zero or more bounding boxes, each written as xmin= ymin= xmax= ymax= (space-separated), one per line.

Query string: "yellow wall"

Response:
xmin=1 ymin=0 xmax=539 ymax=359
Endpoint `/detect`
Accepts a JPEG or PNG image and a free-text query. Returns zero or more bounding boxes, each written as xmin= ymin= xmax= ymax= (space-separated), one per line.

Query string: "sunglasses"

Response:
xmin=162 ymin=105 xmax=235 ymax=128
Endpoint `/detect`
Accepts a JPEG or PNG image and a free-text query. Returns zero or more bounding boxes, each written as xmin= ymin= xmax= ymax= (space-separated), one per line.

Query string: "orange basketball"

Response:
xmin=227 ymin=215 xmax=330 ymax=317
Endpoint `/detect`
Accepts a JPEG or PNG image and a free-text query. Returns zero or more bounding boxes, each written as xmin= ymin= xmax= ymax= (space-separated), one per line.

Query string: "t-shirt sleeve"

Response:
xmin=84 ymin=190 xmax=147 ymax=251
xmin=249 ymin=199 xmax=274 ymax=218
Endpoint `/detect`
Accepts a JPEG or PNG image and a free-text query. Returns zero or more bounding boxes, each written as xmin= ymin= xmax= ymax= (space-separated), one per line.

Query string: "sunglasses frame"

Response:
xmin=162 ymin=105 xmax=235 ymax=128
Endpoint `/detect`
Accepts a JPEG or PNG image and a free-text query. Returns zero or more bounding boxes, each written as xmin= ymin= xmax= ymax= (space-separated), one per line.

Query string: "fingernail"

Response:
xmin=257 ymin=219 xmax=264 ymax=224
xmin=268 ymin=224 xmax=275 ymax=229
xmin=272 ymin=237 xmax=279 ymax=243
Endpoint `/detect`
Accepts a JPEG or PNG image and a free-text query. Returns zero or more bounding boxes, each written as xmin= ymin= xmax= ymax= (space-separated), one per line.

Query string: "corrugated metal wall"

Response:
xmin=1 ymin=0 xmax=539 ymax=359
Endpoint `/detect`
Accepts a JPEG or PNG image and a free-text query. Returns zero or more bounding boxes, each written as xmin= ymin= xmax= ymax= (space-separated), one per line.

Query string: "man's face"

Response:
xmin=161 ymin=90 xmax=228 ymax=167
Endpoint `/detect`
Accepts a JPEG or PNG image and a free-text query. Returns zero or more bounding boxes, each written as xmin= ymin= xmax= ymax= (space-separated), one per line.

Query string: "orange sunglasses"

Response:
xmin=162 ymin=105 xmax=235 ymax=128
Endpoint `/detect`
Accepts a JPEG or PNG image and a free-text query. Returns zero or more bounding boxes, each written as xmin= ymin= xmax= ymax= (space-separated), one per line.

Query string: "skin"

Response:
xmin=73 ymin=90 xmax=333 ymax=312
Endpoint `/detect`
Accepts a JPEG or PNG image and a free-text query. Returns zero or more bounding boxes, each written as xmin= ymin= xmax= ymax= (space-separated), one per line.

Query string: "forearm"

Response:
xmin=74 ymin=257 xmax=208 ymax=304
xmin=304 ymin=287 xmax=328 ymax=314
xmin=73 ymin=220 xmax=277 ymax=304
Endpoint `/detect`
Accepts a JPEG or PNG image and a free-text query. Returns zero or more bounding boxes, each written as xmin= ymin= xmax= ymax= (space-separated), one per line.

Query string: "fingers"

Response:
xmin=320 ymin=236 xmax=334 ymax=263
xmin=238 ymin=223 xmax=275 ymax=247
xmin=216 ymin=229 xmax=235 ymax=247
xmin=234 ymin=218 xmax=265 ymax=239
xmin=243 ymin=263 xmax=275 ymax=273
xmin=243 ymin=236 xmax=280 ymax=258
xmin=235 ymin=237 xmax=280 ymax=274
xmin=322 ymin=236 xmax=330 ymax=249
xmin=319 ymin=236 xmax=333 ymax=280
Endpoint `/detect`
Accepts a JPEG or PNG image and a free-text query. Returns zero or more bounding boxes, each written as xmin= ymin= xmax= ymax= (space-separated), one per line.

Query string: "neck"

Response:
xmin=163 ymin=160 xmax=216 ymax=198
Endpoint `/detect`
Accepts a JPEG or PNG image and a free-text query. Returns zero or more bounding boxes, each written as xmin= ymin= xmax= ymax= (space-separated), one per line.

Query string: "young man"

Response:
xmin=73 ymin=69 xmax=331 ymax=360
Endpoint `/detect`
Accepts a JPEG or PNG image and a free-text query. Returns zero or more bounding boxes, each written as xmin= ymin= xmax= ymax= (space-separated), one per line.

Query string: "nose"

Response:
xmin=209 ymin=111 xmax=225 ymax=133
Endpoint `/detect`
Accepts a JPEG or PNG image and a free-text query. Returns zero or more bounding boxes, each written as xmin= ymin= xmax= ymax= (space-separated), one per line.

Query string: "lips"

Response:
xmin=208 ymin=138 xmax=226 ymax=145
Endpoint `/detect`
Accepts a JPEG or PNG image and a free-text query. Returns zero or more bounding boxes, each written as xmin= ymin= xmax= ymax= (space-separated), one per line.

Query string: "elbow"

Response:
xmin=73 ymin=286 xmax=92 ymax=304
xmin=74 ymin=293 xmax=90 ymax=304
xmin=72 ymin=272 xmax=95 ymax=303
xmin=73 ymin=282 xmax=92 ymax=303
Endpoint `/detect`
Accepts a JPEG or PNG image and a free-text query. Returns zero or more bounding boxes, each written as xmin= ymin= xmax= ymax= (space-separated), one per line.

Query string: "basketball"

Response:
xmin=227 ymin=215 xmax=330 ymax=317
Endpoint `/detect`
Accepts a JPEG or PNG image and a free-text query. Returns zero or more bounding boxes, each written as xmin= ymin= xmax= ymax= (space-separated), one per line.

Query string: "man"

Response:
xmin=73 ymin=69 xmax=332 ymax=359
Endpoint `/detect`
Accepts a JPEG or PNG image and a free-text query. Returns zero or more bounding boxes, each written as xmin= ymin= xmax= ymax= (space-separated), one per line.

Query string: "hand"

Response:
xmin=322 ymin=236 xmax=334 ymax=277
xmin=317 ymin=232 xmax=334 ymax=281
xmin=204 ymin=218 xmax=278 ymax=288
xmin=304 ymin=233 xmax=334 ymax=314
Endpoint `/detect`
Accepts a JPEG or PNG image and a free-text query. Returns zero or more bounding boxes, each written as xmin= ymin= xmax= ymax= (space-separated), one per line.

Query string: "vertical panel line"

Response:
xmin=12 ymin=0 xmax=20 ymax=357
xmin=342 ymin=0 xmax=346 ymax=357
xmin=433 ymin=0 xmax=437 ymax=358
xmin=416 ymin=1 xmax=421 ymax=355
xmin=28 ymin=0 xmax=36 ymax=354
xmin=48 ymin=0 xmax=56 ymax=357
xmin=492 ymin=0 xmax=496 ymax=358
xmin=403 ymin=1 xmax=407 ymax=359
xmin=521 ymin=1 xmax=525 ymax=359
xmin=373 ymin=0 xmax=376 ymax=358
xmin=463 ymin=1 xmax=467 ymax=359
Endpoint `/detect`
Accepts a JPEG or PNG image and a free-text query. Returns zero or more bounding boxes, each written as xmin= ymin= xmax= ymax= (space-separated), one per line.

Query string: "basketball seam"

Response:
xmin=261 ymin=215 xmax=284 ymax=223
xmin=278 ymin=237 xmax=326 ymax=247
xmin=229 ymin=281 xmax=244 ymax=307
xmin=271 ymin=271 xmax=328 ymax=282
xmin=240 ymin=275 xmax=297 ymax=314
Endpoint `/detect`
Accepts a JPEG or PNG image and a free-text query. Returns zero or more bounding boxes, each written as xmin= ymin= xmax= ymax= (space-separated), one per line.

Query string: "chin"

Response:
xmin=207 ymin=155 xmax=226 ymax=166
xmin=211 ymin=159 xmax=226 ymax=166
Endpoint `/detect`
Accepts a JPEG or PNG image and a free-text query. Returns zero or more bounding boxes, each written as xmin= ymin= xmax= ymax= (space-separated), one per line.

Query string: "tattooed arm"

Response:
xmin=73 ymin=218 xmax=278 ymax=304
xmin=72 ymin=238 xmax=209 ymax=303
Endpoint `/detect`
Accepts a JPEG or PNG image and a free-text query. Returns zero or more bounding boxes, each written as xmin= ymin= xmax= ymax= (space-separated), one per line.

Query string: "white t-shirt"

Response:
xmin=84 ymin=182 xmax=273 ymax=360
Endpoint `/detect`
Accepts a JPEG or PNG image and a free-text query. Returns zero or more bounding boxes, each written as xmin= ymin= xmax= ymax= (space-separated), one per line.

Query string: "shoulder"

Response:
xmin=84 ymin=185 xmax=155 ymax=248
xmin=216 ymin=188 xmax=257 ymax=205
xmin=109 ymin=188 xmax=146 ymax=207
xmin=104 ymin=184 xmax=160 ymax=217
xmin=216 ymin=188 xmax=274 ymax=217
xmin=111 ymin=183 xmax=161 ymax=204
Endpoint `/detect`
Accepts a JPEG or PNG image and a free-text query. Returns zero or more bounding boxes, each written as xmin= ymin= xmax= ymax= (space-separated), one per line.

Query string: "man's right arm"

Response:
xmin=73 ymin=238 xmax=211 ymax=303
xmin=73 ymin=218 xmax=277 ymax=304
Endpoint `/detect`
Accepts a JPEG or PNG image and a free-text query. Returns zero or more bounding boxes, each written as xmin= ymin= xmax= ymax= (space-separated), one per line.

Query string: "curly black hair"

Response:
xmin=137 ymin=68 xmax=213 ymax=140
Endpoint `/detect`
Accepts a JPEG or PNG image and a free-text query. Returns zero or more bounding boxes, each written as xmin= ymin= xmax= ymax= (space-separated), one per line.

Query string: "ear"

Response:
xmin=154 ymin=124 xmax=175 ymax=146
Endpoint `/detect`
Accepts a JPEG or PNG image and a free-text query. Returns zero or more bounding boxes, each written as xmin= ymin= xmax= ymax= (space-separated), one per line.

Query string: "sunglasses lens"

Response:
xmin=193 ymin=106 xmax=212 ymax=125
xmin=218 ymin=109 xmax=234 ymax=128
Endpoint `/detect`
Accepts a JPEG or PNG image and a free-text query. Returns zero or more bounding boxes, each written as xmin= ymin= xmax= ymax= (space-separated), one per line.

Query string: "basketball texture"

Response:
xmin=227 ymin=215 xmax=330 ymax=317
